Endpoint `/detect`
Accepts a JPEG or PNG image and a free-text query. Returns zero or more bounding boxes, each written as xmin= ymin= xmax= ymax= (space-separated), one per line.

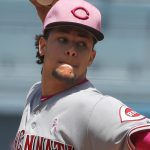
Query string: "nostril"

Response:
xmin=65 ymin=50 xmax=76 ymax=57
xmin=66 ymin=51 xmax=70 ymax=55
xmin=72 ymin=53 xmax=76 ymax=57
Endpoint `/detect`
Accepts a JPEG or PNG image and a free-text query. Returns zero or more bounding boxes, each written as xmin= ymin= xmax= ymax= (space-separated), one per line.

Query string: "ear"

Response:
xmin=39 ymin=37 xmax=47 ymax=56
xmin=88 ymin=49 xmax=96 ymax=66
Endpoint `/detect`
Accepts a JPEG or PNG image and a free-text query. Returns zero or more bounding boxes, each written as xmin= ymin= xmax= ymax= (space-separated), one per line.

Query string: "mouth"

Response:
xmin=55 ymin=61 xmax=77 ymax=79
xmin=58 ymin=61 xmax=78 ymax=68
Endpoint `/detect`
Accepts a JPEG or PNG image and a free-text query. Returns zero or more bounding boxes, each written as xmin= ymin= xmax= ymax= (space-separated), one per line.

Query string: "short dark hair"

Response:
xmin=35 ymin=34 xmax=44 ymax=64
xmin=35 ymin=29 xmax=51 ymax=64
xmin=35 ymin=29 xmax=97 ymax=65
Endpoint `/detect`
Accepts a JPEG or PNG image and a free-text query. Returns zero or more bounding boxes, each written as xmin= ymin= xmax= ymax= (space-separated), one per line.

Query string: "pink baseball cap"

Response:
xmin=43 ymin=0 xmax=104 ymax=41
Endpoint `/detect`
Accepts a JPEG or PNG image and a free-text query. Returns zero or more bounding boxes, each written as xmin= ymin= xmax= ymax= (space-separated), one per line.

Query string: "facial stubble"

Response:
xmin=52 ymin=67 xmax=77 ymax=84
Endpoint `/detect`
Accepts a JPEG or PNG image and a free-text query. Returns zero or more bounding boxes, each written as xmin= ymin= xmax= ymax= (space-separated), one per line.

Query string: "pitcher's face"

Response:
xmin=39 ymin=26 xmax=96 ymax=84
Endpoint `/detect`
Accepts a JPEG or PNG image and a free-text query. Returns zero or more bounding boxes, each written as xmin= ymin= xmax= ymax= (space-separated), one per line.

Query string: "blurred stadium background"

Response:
xmin=0 ymin=0 xmax=150 ymax=149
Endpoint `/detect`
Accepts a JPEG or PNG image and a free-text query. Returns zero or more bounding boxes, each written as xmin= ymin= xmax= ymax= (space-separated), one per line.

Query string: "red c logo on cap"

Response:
xmin=71 ymin=7 xmax=89 ymax=20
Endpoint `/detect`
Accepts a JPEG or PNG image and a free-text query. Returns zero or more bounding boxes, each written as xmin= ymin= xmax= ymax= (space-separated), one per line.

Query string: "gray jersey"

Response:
xmin=14 ymin=80 xmax=150 ymax=150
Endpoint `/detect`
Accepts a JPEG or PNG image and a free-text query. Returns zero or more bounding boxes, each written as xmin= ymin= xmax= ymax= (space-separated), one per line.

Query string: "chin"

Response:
xmin=52 ymin=70 xmax=77 ymax=84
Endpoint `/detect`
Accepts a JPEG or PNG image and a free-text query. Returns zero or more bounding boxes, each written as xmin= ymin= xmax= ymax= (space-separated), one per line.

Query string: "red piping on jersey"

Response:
xmin=40 ymin=78 xmax=88 ymax=102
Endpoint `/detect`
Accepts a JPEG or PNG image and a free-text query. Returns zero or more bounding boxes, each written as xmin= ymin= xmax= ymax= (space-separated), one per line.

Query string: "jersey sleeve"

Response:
xmin=86 ymin=95 xmax=150 ymax=150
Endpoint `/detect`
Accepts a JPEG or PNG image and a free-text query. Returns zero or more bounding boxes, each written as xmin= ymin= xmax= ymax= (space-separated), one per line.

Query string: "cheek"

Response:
xmin=43 ymin=47 xmax=63 ymax=69
xmin=82 ymin=54 xmax=91 ymax=65
xmin=43 ymin=50 xmax=55 ymax=67
xmin=44 ymin=45 xmax=58 ymax=58
xmin=78 ymin=57 xmax=91 ymax=70
xmin=46 ymin=45 xmax=63 ymax=58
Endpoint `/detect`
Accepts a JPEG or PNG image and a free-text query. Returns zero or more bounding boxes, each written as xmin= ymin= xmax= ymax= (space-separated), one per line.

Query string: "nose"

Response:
xmin=65 ymin=48 xmax=77 ymax=57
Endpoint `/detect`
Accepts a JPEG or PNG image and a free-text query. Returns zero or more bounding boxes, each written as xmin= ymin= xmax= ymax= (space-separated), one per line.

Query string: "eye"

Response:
xmin=77 ymin=41 xmax=87 ymax=49
xmin=58 ymin=37 xmax=68 ymax=44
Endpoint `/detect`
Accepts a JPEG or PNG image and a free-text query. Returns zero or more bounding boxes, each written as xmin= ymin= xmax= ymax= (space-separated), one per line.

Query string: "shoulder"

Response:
xmin=87 ymin=95 xmax=149 ymax=130
xmin=25 ymin=81 xmax=41 ymax=105
xmin=67 ymin=81 xmax=104 ymax=110
xmin=73 ymin=80 xmax=104 ymax=99
xmin=86 ymin=95 xmax=150 ymax=148
xmin=87 ymin=95 xmax=123 ymax=127
xmin=73 ymin=81 xmax=122 ymax=112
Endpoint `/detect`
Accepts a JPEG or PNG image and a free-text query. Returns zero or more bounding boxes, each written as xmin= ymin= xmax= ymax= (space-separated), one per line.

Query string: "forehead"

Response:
xmin=50 ymin=26 xmax=94 ymax=40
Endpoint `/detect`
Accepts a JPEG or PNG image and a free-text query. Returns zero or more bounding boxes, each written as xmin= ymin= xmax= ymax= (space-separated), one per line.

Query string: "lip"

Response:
xmin=58 ymin=61 xmax=78 ymax=68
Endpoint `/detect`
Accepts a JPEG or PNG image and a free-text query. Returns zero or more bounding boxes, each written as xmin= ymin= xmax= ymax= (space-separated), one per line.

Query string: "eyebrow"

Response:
xmin=55 ymin=27 xmax=91 ymax=39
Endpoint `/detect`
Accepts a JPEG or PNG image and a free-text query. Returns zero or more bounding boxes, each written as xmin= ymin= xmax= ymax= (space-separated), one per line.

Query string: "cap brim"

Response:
xmin=44 ymin=22 xmax=104 ymax=41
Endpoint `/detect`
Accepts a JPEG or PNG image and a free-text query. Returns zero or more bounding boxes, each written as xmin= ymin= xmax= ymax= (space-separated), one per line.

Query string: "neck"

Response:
xmin=41 ymin=74 xmax=86 ymax=97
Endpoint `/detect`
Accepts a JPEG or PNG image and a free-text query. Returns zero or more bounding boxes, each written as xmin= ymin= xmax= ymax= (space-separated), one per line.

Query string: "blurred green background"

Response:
xmin=0 ymin=0 xmax=150 ymax=149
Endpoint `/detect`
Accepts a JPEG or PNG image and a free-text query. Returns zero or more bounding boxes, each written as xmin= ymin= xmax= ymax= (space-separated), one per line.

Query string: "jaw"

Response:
xmin=52 ymin=64 xmax=76 ymax=83
xmin=42 ymin=58 xmax=87 ymax=85
xmin=57 ymin=64 xmax=75 ymax=76
xmin=51 ymin=63 xmax=87 ymax=84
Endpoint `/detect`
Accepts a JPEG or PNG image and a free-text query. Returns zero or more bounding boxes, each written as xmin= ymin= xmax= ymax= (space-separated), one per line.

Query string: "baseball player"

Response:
xmin=14 ymin=0 xmax=150 ymax=149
